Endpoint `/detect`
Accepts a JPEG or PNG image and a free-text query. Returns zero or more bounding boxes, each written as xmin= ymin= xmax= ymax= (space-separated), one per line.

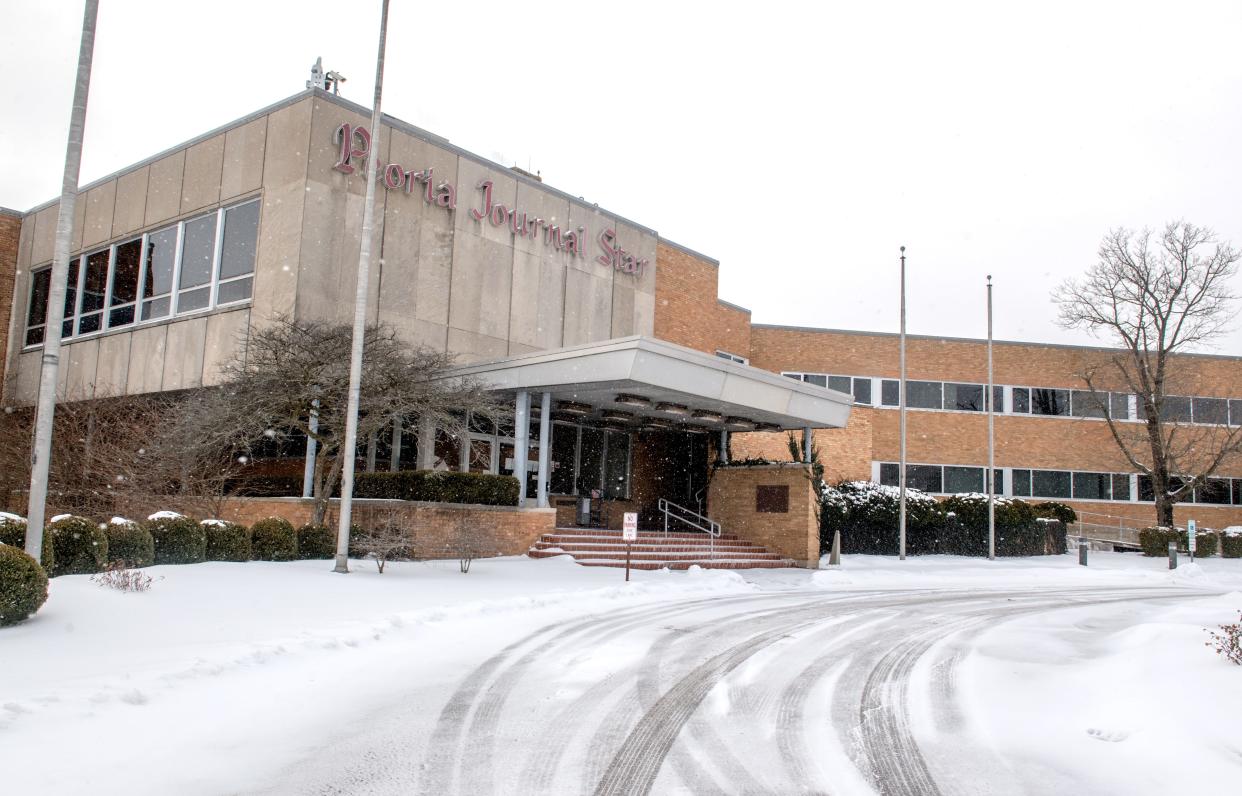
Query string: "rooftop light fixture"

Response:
xmin=557 ymin=400 xmax=592 ymax=415
xmin=614 ymin=393 xmax=652 ymax=408
xmin=654 ymin=402 xmax=690 ymax=416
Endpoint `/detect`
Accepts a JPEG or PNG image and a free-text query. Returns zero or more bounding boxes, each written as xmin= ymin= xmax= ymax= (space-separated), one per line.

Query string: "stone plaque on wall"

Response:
xmin=756 ymin=485 xmax=789 ymax=513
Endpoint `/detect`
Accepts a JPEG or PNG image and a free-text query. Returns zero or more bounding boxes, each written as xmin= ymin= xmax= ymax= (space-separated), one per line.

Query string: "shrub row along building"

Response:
xmin=2 ymin=87 xmax=1240 ymax=566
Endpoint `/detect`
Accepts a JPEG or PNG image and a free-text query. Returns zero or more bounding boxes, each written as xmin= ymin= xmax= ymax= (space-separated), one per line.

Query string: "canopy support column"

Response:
xmin=514 ymin=390 xmax=531 ymax=506
xmin=536 ymin=392 xmax=552 ymax=508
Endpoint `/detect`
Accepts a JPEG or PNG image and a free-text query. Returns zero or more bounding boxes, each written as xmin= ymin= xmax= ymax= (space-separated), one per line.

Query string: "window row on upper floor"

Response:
xmin=784 ymin=371 xmax=1242 ymax=425
xmin=24 ymin=198 xmax=260 ymax=347
xmin=875 ymin=460 xmax=1242 ymax=505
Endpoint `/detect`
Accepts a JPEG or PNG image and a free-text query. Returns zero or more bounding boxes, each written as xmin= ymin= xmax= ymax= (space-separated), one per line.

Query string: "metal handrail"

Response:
xmin=658 ymin=498 xmax=721 ymax=560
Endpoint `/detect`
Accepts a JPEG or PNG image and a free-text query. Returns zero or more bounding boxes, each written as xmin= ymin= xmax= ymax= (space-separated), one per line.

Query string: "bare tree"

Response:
xmin=353 ymin=510 xmax=413 ymax=573
xmin=1053 ymin=221 xmax=1242 ymax=527
xmin=179 ymin=317 xmax=498 ymax=525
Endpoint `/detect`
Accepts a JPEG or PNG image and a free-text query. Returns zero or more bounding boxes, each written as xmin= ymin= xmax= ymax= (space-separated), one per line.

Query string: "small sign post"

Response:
xmin=1188 ymin=519 xmax=1197 ymax=562
xmin=622 ymin=512 xmax=638 ymax=582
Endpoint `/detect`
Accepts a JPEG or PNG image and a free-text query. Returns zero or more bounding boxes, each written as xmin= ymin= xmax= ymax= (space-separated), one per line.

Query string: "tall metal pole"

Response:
xmin=898 ymin=246 xmax=908 ymax=561
xmin=987 ymin=275 xmax=996 ymax=560
xmin=334 ymin=0 xmax=391 ymax=573
xmin=26 ymin=0 xmax=99 ymax=563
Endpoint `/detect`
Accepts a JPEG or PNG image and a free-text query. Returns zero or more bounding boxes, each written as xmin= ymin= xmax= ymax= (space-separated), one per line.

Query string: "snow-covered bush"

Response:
xmin=202 ymin=520 xmax=251 ymax=562
xmin=48 ymin=515 xmax=108 ymax=577
xmin=0 ymin=517 xmax=54 ymax=572
xmin=820 ymin=481 xmax=941 ymax=555
xmin=940 ymin=494 xmax=1046 ymax=556
xmin=1221 ymin=528 xmax=1242 ymax=559
xmin=295 ymin=524 xmax=336 ymax=560
xmin=0 ymin=543 xmax=48 ymax=627
xmin=91 ymin=561 xmax=154 ymax=592
xmin=1030 ymin=501 xmax=1078 ymax=524
xmin=104 ymin=517 xmax=154 ymax=568
xmin=144 ymin=513 xmax=207 ymax=565
xmin=1205 ymin=611 xmax=1242 ymax=666
xmin=250 ymin=517 xmax=297 ymax=561
xmin=1139 ymin=526 xmax=1218 ymax=557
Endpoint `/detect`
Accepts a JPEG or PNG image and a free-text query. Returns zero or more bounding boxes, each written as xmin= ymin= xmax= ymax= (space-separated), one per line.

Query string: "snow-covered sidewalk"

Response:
xmin=1 ymin=551 xmax=1239 ymax=794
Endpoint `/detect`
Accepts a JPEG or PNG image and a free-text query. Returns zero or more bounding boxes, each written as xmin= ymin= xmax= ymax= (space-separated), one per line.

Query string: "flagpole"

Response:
xmin=899 ymin=246 xmax=907 ymax=561
xmin=26 ymin=0 xmax=99 ymax=562
xmin=987 ymin=274 xmax=996 ymax=560
xmin=334 ymin=0 xmax=391 ymax=573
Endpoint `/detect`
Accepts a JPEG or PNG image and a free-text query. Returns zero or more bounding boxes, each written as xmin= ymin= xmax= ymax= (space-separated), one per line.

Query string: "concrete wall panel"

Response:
xmin=181 ymin=134 xmax=225 ymax=214
xmin=126 ymin=325 xmax=167 ymax=395
xmin=252 ymin=98 xmax=312 ymax=325
xmin=65 ymin=337 xmax=99 ymax=400
xmin=508 ymin=249 xmax=564 ymax=350
xmin=562 ymin=269 xmax=612 ymax=346
xmin=202 ymin=309 xmax=250 ymax=386
xmin=221 ymin=117 xmax=267 ymax=200
xmin=162 ymin=315 xmax=208 ymax=390
xmin=112 ymin=167 xmax=149 ymax=237
xmin=448 ymin=231 xmax=512 ymax=341
xmin=12 ymin=351 xmax=40 ymax=405
xmin=95 ymin=333 xmax=131 ymax=397
xmin=30 ymin=206 xmax=56 ymax=265
xmin=82 ymin=180 xmax=117 ymax=249
xmin=447 ymin=327 xmax=508 ymax=364
xmin=454 ymin=158 xmax=518 ymax=247
xmin=145 ymin=151 xmax=185 ymax=227
xmin=610 ymin=282 xmax=635 ymax=337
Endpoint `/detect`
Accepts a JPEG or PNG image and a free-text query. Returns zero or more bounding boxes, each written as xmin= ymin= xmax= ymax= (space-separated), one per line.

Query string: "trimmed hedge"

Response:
xmin=296 ymin=524 xmax=336 ymax=560
xmin=822 ymin=482 xmax=1058 ymax=557
xmin=0 ymin=519 xmax=54 ymax=572
xmin=0 ymin=544 xmax=48 ymax=627
xmin=251 ymin=517 xmax=297 ymax=561
xmin=49 ymin=516 xmax=108 ymax=577
xmin=1139 ymin=526 xmax=1219 ymax=557
xmin=104 ymin=520 xmax=155 ymax=568
xmin=203 ymin=520 xmax=251 ymax=562
xmin=224 ymin=474 xmax=304 ymax=497
xmin=1223 ymin=531 xmax=1242 ymax=559
xmin=1031 ymin=502 xmax=1078 ymax=525
xmin=354 ymin=470 xmax=520 ymax=506
xmin=146 ymin=514 xmax=208 ymax=565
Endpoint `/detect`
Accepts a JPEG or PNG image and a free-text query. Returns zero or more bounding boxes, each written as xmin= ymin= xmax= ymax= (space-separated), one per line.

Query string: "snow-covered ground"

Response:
xmin=1 ymin=551 xmax=1239 ymax=794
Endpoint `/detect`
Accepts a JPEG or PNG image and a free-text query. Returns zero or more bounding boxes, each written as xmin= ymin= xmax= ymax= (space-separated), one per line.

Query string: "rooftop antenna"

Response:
xmin=307 ymin=56 xmax=347 ymax=95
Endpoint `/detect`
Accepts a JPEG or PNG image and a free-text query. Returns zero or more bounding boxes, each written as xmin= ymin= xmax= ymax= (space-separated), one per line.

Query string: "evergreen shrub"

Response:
xmin=0 ymin=544 xmax=48 ymax=627
xmin=1031 ymin=502 xmax=1078 ymax=524
xmin=821 ymin=481 xmax=942 ymax=555
xmin=1183 ymin=530 xmax=1218 ymax=558
xmin=1222 ymin=529 xmax=1242 ymax=559
xmin=354 ymin=470 xmax=519 ymax=506
xmin=296 ymin=524 xmax=336 ymax=559
xmin=104 ymin=519 xmax=155 ymax=568
xmin=203 ymin=520 xmax=251 ymax=562
xmin=145 ymin=513 xmax=207 ymax=565
xmin=1139 ymin=527 xmax=1179 ymax=557
xmin=224 ymin=474 xmax=304 ymax=497
xmin=251 ymin=517 xmax=297 ymax=561
xmin=0 ymin=519 xmax=54 ymax=572
xmin=48 ymin=516 xmax=108 ymax=577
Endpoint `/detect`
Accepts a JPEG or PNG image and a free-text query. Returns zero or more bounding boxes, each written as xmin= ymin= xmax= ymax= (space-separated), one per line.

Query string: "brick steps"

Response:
xmin=528 ymin=526 xmax=795 ymax=569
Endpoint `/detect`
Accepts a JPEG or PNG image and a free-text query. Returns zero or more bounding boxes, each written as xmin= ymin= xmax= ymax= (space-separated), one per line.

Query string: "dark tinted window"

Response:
xmin=881 ymin=379 xmax=899 ymax=406
xmin=1012 ymin=387 xmax=1030 ymax=413
xmin=179 ymin=214 xmax=217 ymax=291
xmin=1112 ymin=474 xmax=1131 ymax=501
xmin=992 ymin=386 xmax=1003 ymax=412
xmin=27 ymin=269 xmax=51 ymax=328
xmin=907 ymin=464 xmax=943 ymax=493
xmin=1073 ymin=471 xmax=1110 ymax=500
xmin=1031 ymin=388 xmax=1070 ymax=416
xmin=1110 ymin=393 xmax=1131 ymax=420
xmin=111 ymin=239 xmax=142 ymax=306
xmin=828 ymin=375 xmax=851 ymax=394
xmin=1138 ymin=475 xmax=1153 ymax=502
xmin=879 ymin=462 xmax=899 ymax=486
xmin=219 ymin=200 xmax=259 ymax=280
xmin=804 ymin=373 xmax=827 ymax=388
xmin=1032 ymin=469 xmax=1071 ymax=498
xmin=1234 ymin=479 xmax=1242 ymax=505
xmin=944 ymin=383 xmax=984 ymax=411
xmin=1197 ymin=478 xmax=1231 ymax=505
xmin=80 ymin=250 xmax=109 ymax=315
xmin=853 ymin=378 xmax=872 ymax=405
xmin=1012 ymin=469 xmax=1031 ymax=496
xmin=944 ymin=466 xmax=983 ymax=493
xmin=907 ymin=380 xmax=942 ymax=410
xmin=1160 ymin=396 xmax=1192 ymax=423
xmin=1193 ymin=397 xmax=1228 ymax=425
xmin=1071 ymin=390 xmax=1108 ymax=418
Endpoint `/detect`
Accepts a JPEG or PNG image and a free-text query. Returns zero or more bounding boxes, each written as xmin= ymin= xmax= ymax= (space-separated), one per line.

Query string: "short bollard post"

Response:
xmin=1168 ymin=542 xmax=1177 ymax=570
xmin=1078 ymin=540 xmax=1088 ymax=566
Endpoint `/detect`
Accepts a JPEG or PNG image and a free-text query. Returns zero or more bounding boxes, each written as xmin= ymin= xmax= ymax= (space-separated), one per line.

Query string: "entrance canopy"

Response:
xmin=446 ymin=336 xmax=852 ymax=432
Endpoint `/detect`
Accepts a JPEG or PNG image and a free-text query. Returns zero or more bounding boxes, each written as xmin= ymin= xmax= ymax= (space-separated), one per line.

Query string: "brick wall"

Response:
xmin=707 ymin=464 xmax=819 ymax=566
xmin=0 ymin=209 xmax=21 ymax=396
xmin=209 ymin=496 xmax=555 ymax=559
xmin=653 ymin=241 xmax=751 ymax=357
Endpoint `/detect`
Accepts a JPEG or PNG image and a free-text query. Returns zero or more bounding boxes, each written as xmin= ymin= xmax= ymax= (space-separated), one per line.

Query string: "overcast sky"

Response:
xmin=3 ymin=1 xmax=1241 ymax=353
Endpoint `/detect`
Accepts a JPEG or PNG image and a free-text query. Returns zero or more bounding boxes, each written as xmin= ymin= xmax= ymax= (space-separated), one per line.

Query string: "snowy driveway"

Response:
xmin=269 ymin=583 xmax=1222 ymax=795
